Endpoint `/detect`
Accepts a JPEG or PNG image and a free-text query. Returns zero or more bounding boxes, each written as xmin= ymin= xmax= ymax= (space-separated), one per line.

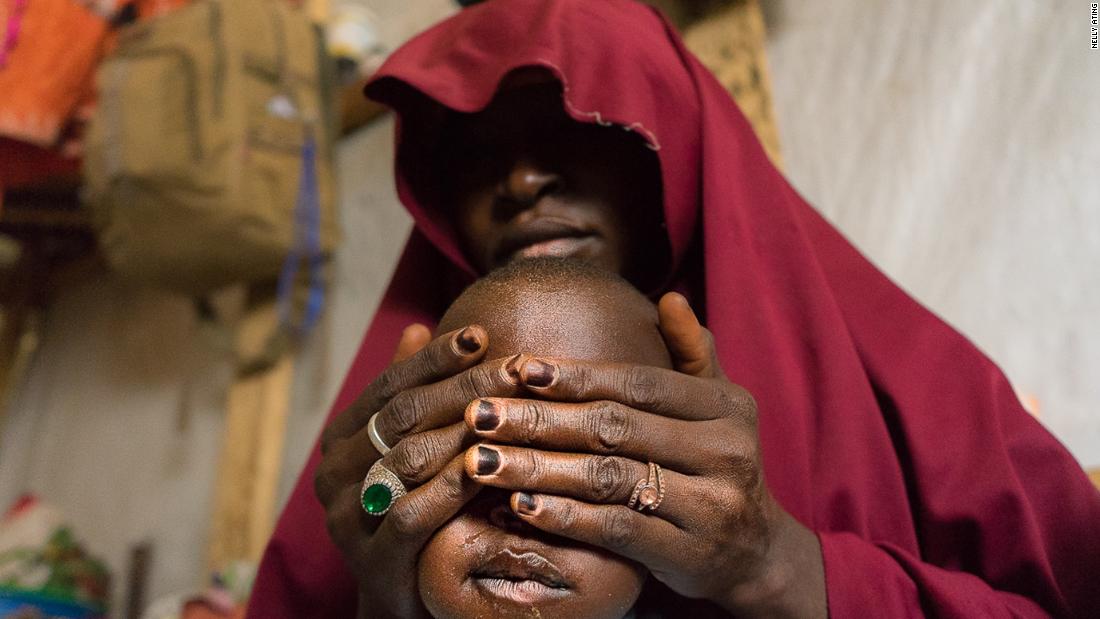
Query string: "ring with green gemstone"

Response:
xmin=361 ymin=460 xmax=407 ymax=516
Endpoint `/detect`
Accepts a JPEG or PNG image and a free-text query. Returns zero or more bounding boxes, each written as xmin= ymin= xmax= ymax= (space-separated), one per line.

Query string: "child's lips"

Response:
xmin=470 ymin=548 xmax=572 ymax=604
xmin=473 ymin=577 xmax=572 ymax=605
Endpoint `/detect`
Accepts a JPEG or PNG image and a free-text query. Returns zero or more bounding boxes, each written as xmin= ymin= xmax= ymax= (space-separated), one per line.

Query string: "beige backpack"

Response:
xmin=84 ymin=0 xmax=338 ymax=301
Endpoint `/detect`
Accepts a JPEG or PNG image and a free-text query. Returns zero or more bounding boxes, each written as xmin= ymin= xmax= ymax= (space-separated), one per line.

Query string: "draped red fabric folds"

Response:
xmin=247 ymin=1 xmax=1100 ymax=616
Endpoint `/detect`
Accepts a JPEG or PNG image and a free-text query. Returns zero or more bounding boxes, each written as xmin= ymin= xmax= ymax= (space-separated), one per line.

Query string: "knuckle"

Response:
xmin=585 ymin=456 xmax=627 ymax=502
xmin=568 ymin=363 xmax=592 ymax=396
xmin=371 ymin=368 xmax=400 ymax=402
xmin=516 ymin=401 xmax=545 ymax=445
xmin=437 ymin=459 xmax=465 ymax=488
xmin=319 ymin=424 xmax=338 ymax=454
xmin=435 ymin=469 xmax=468 ymax=504
xmin=313 ymin=442 xmax=352 ymax=504
xmin=735 ymin=390 xmax=759 ymax=423
xmin=425 ymin=333 xmax=458 ymax=373
xmin=728 ymin=452 xmax=760 ymax=488
xmin=323 ymin=489 xmax=358 ymax=545
xmin=320 ymin=402 xmax=365 ymax=452
xmin=718 ymin=386 xmax=758 ymax=424
xmin=458 ymin=367 xmax=490 ymax=401
xmin=590 ymin=402 xmax=631 ymax=453
xmin=521 ymin=448 xmax=546 ymax=484
xmin=388 ymin=435 xmax=432 ymax=483
xmin=385 ymin=389 xmax=423 ymax=437
xmin=714 ymin=490 xmax=748 ymax=530
xmin=323 ymin=507 xmax=344 ymax=544
xmin=386 ymin=500 xmax=426 ymax=539
xmin=719 ymin=435 xmax=761 ymax=487
xmin=599 ymin=508 xmax=638 ymax=551
xmin=553 ymin=498 xmax=580 ymax=531
xmin=625 ymin=365 xmax=663 ymax=411
xmin=313 ymin=467 xmax=335 ymax=504
xmin=468 ymin=363 xmax=501 ymax=396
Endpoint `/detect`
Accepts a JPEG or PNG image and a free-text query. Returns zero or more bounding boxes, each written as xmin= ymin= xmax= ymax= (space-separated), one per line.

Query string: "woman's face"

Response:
xmin=440 ymin=72 xmax=668 ymax=286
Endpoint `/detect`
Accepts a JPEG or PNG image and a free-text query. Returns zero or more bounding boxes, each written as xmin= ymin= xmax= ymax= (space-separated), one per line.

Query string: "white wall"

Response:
xmin=0 ymin=282 xmax=234 ymax=613
xmin=763 ymin=0 xmax=1100 ymax=467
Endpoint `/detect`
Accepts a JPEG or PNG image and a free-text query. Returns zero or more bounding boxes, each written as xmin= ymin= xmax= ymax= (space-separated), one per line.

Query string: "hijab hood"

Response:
xmin=364 ymin=0 xmax=701 ymax=281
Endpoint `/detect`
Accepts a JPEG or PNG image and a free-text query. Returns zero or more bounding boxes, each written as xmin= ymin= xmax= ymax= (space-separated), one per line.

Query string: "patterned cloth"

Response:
xmin=0 ymin=495 xmax=110 ymax=618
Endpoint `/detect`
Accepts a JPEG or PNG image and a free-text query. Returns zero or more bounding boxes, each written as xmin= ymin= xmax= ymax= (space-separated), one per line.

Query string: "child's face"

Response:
xmin=418 ymin=275 xmax=671 ymax=619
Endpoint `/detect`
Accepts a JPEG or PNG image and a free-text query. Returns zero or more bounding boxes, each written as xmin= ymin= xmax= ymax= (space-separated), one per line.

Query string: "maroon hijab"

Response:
xmin=248 ymin=1 xmax=1100 ymax=616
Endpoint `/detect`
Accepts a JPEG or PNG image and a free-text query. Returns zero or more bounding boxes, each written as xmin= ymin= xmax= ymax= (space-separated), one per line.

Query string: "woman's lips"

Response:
xmin=470 ymin=549 xmax=571 ymax=604
xmin=493 ymin=216 xmax=600 ymax=265
xmin=512 ymin=235 xmax=598 ymax=259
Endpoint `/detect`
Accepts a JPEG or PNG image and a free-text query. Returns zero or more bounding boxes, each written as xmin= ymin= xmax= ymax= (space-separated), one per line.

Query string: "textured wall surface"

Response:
xmin=763 ymin=1 xmax=1100 ymax=467
xmin=0 ymin=283 xmax=235 ymax=613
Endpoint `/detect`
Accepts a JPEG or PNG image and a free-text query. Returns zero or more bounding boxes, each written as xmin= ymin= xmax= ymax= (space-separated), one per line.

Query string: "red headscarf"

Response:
xmin=248 ymin=1 xmax=1100 ymax=616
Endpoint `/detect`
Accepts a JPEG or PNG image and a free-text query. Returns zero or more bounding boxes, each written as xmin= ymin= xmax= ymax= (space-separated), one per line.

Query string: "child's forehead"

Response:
xmin=440 ymin=282 xmax=671 ymax=368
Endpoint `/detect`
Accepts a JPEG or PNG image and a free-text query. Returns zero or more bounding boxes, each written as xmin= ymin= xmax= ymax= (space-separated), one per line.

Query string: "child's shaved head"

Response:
xmin=421 ymin=257 xmax=672 ymax=619
xmin=438 ymin=257 xmax=671 ymax=367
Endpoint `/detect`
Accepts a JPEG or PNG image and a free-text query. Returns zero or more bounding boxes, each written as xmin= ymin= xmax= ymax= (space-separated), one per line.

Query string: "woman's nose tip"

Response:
xmin=500 ymin=160 xmax=562 ymax=205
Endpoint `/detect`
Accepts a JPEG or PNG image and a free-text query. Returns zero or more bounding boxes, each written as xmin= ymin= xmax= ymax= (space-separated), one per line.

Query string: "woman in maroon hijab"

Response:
xmin=248 ymin=0 xmax=1100 ymax=617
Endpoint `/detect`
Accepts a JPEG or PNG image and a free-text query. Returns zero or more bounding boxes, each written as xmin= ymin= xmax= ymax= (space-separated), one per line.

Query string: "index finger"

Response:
xmin=516 ymin=357 xmax=756 ymax=422
xmin=373 ymin=353 xmax=528 ymax=445
xmin=322 ymin=325 xmax=488 ymax=449
xmin=373 ymin=454 xmax=480 ymax=548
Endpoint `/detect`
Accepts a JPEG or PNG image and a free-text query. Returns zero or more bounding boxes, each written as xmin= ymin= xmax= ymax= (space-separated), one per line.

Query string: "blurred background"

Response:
xmin=0 ymin=0 xmax=1097 ymax=617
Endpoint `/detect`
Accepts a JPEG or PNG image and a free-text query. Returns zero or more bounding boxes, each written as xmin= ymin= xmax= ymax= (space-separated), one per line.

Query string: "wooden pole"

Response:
xmin=206 ymin=299 xmax=294 ymax=574
xmin=679 ymin=0 xmax=784 ymax=169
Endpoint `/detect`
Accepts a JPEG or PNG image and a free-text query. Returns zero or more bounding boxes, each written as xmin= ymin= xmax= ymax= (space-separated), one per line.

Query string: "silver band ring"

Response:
xmin=360 ymin=460 xmax=407 ymax=516
xmin=627 ymin=462 xmax=664 ymax=513
xmin=367 ymin=412 xmax=391 ymax=455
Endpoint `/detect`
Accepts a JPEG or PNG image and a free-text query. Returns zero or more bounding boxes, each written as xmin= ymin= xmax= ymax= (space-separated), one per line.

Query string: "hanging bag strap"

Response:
xmin=276 ymin=127 xmax=326 ymax=335
xmin=269 ymin=1 xmax=326 ymax=336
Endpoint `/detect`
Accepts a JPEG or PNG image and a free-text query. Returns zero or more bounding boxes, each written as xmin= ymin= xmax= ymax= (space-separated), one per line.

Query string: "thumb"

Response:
xmin=391 ymin=323 xmax=433 ymax=363
xmin=657 ymin=292 xmax=721 ymax=378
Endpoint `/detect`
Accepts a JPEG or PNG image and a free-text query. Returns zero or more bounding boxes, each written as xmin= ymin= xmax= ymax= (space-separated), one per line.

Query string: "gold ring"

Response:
xmin=626 ymin=462 xmax=664 ymax=513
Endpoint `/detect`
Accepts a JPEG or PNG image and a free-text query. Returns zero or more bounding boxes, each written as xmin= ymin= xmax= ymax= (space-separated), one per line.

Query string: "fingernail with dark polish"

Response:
xmin=514 ymin=492 xmax=538 ymax=516
xmin=454 ymin=327 xmax=482 ymax=354
xmin=522 ymin=359 xmax=556 ymax=388
xmin=476 ymin=446 xmax=501 ymax=475
xmin=474 ymin=400 xmax=501 ymax=431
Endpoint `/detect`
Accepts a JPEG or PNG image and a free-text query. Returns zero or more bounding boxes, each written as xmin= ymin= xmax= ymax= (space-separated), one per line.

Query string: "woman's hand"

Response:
xmin=460 ymin=293 xmax=827 ymax=618
xmin=313 ymin=325 xmax=526 ymax=617
xmin=351 ymin=455 xmax=480 ymax=618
